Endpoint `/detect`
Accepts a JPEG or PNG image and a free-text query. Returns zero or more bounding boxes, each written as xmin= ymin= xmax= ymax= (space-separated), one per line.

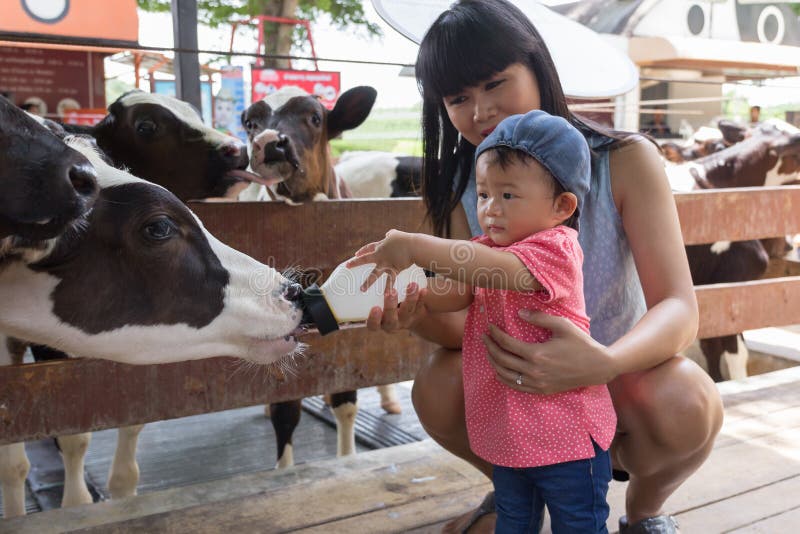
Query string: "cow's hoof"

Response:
xmin=381 ymin=400 xmax=402 ymax=415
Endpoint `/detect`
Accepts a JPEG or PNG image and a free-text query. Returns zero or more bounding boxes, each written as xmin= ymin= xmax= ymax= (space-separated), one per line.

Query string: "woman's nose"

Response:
xmin=473 ymin=97 xmax=495 ymax=123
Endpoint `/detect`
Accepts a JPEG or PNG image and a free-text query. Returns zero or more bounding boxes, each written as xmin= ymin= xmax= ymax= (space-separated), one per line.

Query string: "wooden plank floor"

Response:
xmin=5 ymin=366 xmax=800 ymax=533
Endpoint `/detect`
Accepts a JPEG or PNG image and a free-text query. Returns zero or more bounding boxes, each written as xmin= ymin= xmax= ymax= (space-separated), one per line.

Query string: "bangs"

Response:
xmin=415 ymin=9 xmax=528 ymax=100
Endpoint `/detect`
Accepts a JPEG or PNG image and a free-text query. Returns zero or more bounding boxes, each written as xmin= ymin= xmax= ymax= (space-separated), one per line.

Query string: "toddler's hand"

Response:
xmin=346 ymin=230 xmax=415 ymax=291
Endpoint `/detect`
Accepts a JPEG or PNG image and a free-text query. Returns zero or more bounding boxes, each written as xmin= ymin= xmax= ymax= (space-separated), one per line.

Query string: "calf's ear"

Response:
xmin=327 ymin=86 xmax=377 ymax=139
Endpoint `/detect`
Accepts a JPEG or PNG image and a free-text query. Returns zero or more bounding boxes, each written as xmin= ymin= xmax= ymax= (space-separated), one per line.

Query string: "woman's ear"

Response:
xmin=553 ymin=192 xmax=578 ymax=223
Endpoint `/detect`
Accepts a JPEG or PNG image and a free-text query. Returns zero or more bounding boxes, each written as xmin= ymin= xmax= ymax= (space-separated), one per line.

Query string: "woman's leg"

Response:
xmin=608 ymin=355 xmax=723 ymax=525
xmin=412 ymin=347 xmax=496 ymax=533
xmin=411 ymin=347 xmax=492 ymax=479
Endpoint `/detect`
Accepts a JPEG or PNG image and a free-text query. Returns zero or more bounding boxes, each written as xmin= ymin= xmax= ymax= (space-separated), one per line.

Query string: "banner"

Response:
xmin=251 ymin=68 xmax=341 ymax=109
xmin=216 ymin=66 xmax=247 ymax=143
xmin=0 ymin=0 xmax=138 ymax=46
xmin=0 ymin=46 xmax=106 ymax=119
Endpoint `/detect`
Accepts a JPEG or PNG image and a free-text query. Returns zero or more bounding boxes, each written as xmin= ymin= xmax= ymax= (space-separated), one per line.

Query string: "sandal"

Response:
xmin=619 ymin=514 xmax=680 ymax=534
xmin=460 ymin=491 xmax=496 ymax=534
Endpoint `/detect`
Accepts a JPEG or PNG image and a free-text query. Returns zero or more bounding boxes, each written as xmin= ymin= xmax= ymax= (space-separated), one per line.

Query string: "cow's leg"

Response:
xmin=0 ymin=443 xmax=30 ymax=518
xmin=57 ymin=433 xmax=94 ymax=507
xmin=270 ymin=400 xmax=302 ymax=468
xmin=107 ymin=425 xmax=144 ymax=499
xmin=330 ymin=391 xmax=358 ymax=457
xmin=699 ymin=338 xmax=725 ymax=382
xmin=723 ymin=335 xmax=749 ymax=381
xmin=376 ymin=384 xmax=402 ymax=414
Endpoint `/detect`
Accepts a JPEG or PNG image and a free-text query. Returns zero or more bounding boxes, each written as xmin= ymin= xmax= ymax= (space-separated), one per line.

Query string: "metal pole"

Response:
xmin=171 ymin=0 xmax=202 ymax=112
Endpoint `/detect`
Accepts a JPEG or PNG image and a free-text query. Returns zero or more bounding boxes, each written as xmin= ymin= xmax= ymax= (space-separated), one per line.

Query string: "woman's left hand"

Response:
xmin=483 ymin=310 xmax=618 ymax=394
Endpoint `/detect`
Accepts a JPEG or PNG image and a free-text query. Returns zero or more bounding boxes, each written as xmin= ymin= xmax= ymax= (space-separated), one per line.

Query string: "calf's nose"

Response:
xmin=68 ymin=162 xmax=99 ymax=201
xmin=219 ymin=141 xmax=249 ymax=168
xmin=283 ymin=282 xmax=304 ymax=303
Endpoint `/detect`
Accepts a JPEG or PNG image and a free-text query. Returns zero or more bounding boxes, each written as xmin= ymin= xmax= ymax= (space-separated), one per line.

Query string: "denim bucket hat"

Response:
xmin=475 ymin=110 xmax=591 ymax=220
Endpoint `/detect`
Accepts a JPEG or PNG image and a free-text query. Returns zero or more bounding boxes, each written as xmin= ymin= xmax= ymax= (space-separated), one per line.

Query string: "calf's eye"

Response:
xmin=310 ymin=113 xmax=321 ymax=127
xmin=142 ymin=218 xmax=176 ymax=241
xmin=136 ymin=119 xmax=157 ymax=136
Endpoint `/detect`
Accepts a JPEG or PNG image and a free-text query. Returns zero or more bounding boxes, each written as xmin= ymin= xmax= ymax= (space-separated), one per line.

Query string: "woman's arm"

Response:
xmin=606 ymin=137 xmax=698 ymax=372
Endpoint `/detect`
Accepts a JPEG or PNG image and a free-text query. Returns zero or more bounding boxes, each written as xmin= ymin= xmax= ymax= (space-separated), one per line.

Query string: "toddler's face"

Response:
xmin=476 ymin=154 xmax=563 ymax=246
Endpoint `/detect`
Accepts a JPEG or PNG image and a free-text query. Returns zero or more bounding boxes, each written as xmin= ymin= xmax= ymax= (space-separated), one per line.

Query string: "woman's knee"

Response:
xmin=613 ymin=356 xmax=723 ymax=452
xmin=412 ymin=348 xmax=466 ymax=435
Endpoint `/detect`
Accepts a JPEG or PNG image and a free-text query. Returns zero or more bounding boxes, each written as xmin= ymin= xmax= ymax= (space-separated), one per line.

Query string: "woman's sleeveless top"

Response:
xmin=459 ymin=131 xmax=647 ymax=346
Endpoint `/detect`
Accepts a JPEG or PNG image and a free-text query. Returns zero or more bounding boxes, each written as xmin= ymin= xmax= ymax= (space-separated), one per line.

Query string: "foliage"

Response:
xmin=137 ymin=1 xmax=381 ymax=42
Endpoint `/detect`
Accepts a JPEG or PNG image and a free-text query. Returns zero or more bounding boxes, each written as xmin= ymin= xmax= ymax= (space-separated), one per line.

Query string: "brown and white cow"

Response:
xmin=0 ymin=136 xmax=304 ymax=518
xmin=240 ymin=85 xmax=386 ymax=468
xmin=239 ymin=85 xmax=376 ymax=203
xmin=666 ymin=123 xmax=800 ymax=381
xmin=65 ymin=90 xmax=269 ymax=201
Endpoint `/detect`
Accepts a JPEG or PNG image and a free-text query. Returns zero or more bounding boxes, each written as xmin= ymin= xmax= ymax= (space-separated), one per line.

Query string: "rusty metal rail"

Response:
xmin=1 ymin=187 xmax=799 ymax=444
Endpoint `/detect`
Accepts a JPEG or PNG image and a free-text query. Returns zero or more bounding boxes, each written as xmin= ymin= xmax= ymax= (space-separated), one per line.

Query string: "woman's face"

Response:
xmin=442 ymin=63 xmax=542 ymax=147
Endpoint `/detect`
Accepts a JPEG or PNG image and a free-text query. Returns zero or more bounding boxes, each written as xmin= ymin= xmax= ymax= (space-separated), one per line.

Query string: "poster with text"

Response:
xmin=251 ymin=68 xmax=341 ymax=110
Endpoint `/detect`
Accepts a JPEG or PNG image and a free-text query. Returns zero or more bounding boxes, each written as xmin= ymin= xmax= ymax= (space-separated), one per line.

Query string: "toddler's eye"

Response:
xmin=478 ymin=192 xmax=488 ymax=199
xmin=503 ymin=192 xmax=514 ymax=199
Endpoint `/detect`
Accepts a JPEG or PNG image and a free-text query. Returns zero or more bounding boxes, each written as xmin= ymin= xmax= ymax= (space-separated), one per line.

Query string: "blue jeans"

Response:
xmin=493 ymin=441 xmax=612 ymax=534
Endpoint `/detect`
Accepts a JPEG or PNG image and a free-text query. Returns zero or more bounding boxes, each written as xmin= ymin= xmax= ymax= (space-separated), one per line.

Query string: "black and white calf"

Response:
xmin=665 ymin=121 xmax=800 ymax=381
xmin=334 ymin=151 xmax=422 ymax=198
xmin=0 ymin=137 xmax=303 ymax=518
xmin=0 ymin=97 xmax=98 ymax=245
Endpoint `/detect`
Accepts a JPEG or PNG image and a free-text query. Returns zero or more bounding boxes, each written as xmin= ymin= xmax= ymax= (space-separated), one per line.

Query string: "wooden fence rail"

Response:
xmin=1 ymin=187 xmax=799 ymax=444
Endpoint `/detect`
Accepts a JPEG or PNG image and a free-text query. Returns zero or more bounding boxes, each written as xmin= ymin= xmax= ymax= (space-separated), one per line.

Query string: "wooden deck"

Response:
xmin=4 ymin=365 xmax=800 ymax=534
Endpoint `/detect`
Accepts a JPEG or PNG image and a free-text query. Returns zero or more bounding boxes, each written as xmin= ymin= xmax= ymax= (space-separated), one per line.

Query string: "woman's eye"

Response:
xmin=486 ymin=79 xmax=504 ymax=91
xmin=143 ymin=218 xmax=175 ymax=241
xmin=447 ymin=95 xmax=467 ymax=106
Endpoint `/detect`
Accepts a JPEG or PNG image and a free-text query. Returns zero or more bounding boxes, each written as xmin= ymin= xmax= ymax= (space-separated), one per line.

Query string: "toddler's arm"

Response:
xmin=422 ymin=277 xmax=473 ymax=312
xmin=348 ymin=230 xmax=542 ymax=292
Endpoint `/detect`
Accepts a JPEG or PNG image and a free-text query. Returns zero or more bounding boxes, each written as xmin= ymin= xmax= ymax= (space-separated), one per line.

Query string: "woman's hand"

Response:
xmin=346 ymin=230 xmax=416 ymax=291
xmin=365 ymin=281 xmax=429 ymax=333
xmin=483 ymin=310 xmax=618 ymax=394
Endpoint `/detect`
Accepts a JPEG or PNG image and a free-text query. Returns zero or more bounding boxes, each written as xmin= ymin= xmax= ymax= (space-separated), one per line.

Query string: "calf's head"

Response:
xmin=0 ymin=137 xmax=302 ymax=366
xmin=242 ymin=86 xmax=376 ymax=202
xmin=0 ymin=97 xmax=97 ymax=242
xmin=89 ymin=90 xmax=260 ymax=201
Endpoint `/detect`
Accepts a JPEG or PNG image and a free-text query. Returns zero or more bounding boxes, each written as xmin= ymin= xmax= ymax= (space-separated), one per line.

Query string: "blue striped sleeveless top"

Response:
xmin=459 ymin=131 xmax=647 ymax=346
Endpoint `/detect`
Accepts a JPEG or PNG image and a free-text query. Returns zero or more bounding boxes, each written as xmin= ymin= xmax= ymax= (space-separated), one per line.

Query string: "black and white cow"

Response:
xmin=666 ymin=121 xmax=800 ymax=381
xmin=0 ymin=97 xmax=98 ymax=245
xmin=0 ymin=136 xmax=304 ymax=518
xmin=334 ymin=151 xmax=422 ymax=198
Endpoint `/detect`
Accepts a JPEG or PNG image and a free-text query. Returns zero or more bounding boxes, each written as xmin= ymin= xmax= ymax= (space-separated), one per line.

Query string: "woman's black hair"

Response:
xmin=416 ymin=0 xmax=634 ymax=237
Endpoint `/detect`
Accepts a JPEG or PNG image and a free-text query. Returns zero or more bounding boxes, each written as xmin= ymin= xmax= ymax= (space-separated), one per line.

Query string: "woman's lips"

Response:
xmin=480 ymin=125 xmax=497 ymax=137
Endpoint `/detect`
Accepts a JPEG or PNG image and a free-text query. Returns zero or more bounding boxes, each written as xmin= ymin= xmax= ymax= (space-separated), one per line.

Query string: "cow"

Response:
xmin=334 ymin=151 xmax=422 ymax=198
xmin=64 ymin=90 xmax=271 ymax=200
xmin=0 ymin=136 xmax=304 ymax=518
xmin=0 ymin=97 xmax=98 ymax=245
xmin=240 ymin=85 xmax=395 ymax=468
xmin=666 ymin=123 xmax=800 ymax=381
xmin=660 ymin=120 xmax=747 ymax=164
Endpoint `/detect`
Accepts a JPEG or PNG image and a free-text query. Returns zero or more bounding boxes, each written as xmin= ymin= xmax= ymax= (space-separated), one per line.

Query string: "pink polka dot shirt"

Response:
xmin=464 ymin=226 xmax=617 ymax=468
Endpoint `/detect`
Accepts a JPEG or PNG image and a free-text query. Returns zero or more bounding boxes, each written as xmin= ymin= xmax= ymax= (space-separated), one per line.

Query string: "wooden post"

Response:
xmin=171 ymin=0 xmax=202 ymax=112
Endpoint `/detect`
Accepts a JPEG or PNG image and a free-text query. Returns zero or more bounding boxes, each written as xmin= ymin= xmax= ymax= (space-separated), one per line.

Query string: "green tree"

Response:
xmin=138 ymin=0 xmax=381 ymax=68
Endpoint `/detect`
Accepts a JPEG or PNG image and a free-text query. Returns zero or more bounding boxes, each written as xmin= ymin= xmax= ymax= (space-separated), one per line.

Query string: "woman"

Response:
xmin=366 ymin=1 xmax=723 ymax=532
